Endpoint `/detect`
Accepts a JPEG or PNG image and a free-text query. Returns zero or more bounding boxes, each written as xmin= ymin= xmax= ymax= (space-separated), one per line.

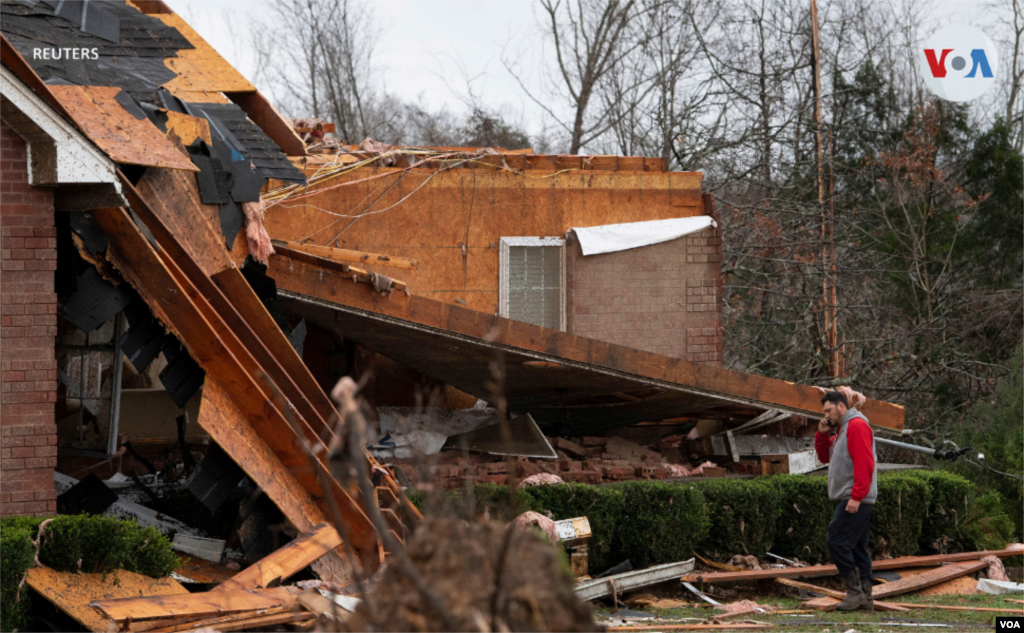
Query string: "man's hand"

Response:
xmin=846 ymin=499 xmax=861 ymax=513
xmin=818 ymin=417 xmax=833 ymax=434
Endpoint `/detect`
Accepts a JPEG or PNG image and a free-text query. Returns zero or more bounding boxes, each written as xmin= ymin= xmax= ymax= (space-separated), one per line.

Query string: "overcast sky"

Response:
xmin=166 ymin=0 xmax=1005 ymax=138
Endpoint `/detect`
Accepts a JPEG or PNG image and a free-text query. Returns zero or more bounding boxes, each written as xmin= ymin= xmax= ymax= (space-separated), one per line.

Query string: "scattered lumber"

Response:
xmin=780 ymin=579 xmax=909 ymax=612
xmin=680 ymin=545 xmax=1024 ymax=584
xmin=90 ymin=586 xmax=296 ymax=622
xmin=872 ymin=561 xmax=989 ymax=599
xmin=214 ymin=523 xmax=341 ymax=592
xmin=884 ymin=603 xmax=1024 ymax=615
xmin=142 ymin=606 xmax=296 ymax=632
xmin=157 ymin=610 xmax=314 ymax=632
xmin=607 ymin=625 xmax=772 ymax=631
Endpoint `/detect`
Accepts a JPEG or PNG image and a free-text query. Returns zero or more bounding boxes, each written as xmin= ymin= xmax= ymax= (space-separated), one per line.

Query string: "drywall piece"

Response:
xmin=444 ymin=414 xmax=557 ymax=459
xmin=26 ymin=567 xmax=188 ymax=633
xmin=571 ymin=216 xmax=716 ymax=256
xmin=978 ymin=579 xmax=1024 ymax=595
xmin=576 ymin=559 xmax=695 ymax=601
xmin=172 ymin=534 xmax=226 ymax=563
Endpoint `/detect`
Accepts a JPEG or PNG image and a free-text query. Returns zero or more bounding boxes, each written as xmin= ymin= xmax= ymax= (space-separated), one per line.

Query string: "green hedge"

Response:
xmin=770 ymin=475 xmax=834 ymax=563
xmin=0 ymin=516 xmax=179 ymax=632
xmin=903 ymin=470 xmax=975 ymax=553
xmin=692 ymin=478 xmax=778 ymax=559
xmin=613 ymin=481 xmax=709 ymax=569
xmin=527 ymin=483 xmax=625 ymax=572
xmin=1 ymin=524 xmax=34 ymax=632
xmin=422 ymin=469 xmax=1008 ymax=574
xmin=869 ymin=472 xmax=929 ymax=557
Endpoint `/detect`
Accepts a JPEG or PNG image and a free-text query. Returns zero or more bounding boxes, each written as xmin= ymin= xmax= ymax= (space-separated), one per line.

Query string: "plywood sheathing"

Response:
xmin=135 ymin=167 xmax=233 ymax=276
xmin=26 ymin=567 xmax=188 ymax=633
xmin=164 ymin=111 xmax=212 ymax=147
xmin=47 ymin=85 xmax=198 ymax=172
xmin=254 ymin=167 xmax=704 ymax=312
xmin=267 ymin=253 xmax=906 ymax=432
xmin=154 ymin=13 xmax=256 ymax=95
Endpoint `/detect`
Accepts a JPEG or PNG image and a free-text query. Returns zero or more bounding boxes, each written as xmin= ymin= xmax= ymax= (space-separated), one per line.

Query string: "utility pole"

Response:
xmin=810 ymin=0 xmax=839 ymax=378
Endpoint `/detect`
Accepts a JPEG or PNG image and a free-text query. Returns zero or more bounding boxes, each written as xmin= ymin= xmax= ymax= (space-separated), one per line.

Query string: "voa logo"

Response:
xmin=920 ymin=25 xmax=999 ymax=102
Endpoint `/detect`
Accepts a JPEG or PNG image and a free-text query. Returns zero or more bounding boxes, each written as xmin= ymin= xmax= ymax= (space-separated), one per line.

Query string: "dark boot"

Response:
xmin=861 ymin=577 xmax=874 ymax=611
xmin=834 ymin=571 xmax=867 ymax=611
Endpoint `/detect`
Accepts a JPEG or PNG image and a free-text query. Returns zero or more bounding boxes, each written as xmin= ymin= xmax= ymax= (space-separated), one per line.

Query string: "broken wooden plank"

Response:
xmin=272 ymin=240 xmax=418 ymax=270
xmin=885 ymin=603 xmax=1024 ymax=614
xmin=159 ymin=610 xmax=314 ymax=632
xmin=680 ymin=546 xmax=1024 ymax=584
xmin=92 ymin=587 xmax=294 ymax=622
xmin=163 ymin=111 xmax=212 ymax=147
xmin=226 ymin=91 xmax=306 ymax=157
xmin=777 ymin=579 xmax=909 ymax=611
xmin=215 ymin=523 xmax=342 ymax=592
xmin=141 ymin=606 xmax=294 ymax=633
xmin=872 ymin=561 xmax=989 ymax=599
xmin=48 ymin=86 xmax=198 ymax=172
xmin=26 ymin=567 xmax=188 ymax=633
xmin=271 ymin=245 xmax=408 ymax=291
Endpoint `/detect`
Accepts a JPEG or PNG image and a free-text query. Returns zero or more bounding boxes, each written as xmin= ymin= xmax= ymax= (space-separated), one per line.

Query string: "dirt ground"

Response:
xmin=345 ymin=517 xmax=598 ymax=632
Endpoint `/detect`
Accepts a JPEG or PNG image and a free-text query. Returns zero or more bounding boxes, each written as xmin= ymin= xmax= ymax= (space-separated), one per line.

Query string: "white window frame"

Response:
xmin=498 ymin=237 xmax=566 ymax=331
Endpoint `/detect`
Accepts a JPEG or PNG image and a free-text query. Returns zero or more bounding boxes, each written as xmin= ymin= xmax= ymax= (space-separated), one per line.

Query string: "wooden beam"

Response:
xmin=272 ymin=240 xmax=418 ymax=270
xmin=681 ymin=546 xmax=1024 ymax=584
xmin=154 ymin=611 xmax=314 ymax=633
xmin=776 ymin=579 xmax=909 ymax=611
xmin=266 ymin=255 xmax=905 ymax=429
xmin=90 ymin=207 xmax=378 ymax=565
xmin=118 ymin=172 xmax=418 ymax=527
xmin=271 ymin=245 xmax=407 ymax=291
xmin=91 ymin=587 xmax=295 ymax=622
xmin=872 ymin=561 xmax=989 ymax=599
xmin=215 ymin=524 xmax=342 ymax=592
xmin=138 ymin=607 xmax=293 ymax=633
xmin=225 ymin=91 xmax=307 ymax=157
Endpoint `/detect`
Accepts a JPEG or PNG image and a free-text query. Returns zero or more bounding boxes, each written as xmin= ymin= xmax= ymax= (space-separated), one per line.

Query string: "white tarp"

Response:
xmin=571 ymin=216 xmax=716 ymax=256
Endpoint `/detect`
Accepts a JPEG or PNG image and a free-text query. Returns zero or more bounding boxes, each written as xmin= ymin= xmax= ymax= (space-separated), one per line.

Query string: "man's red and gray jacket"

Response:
xmin=814 ymin=408 xmax=878 ymax=504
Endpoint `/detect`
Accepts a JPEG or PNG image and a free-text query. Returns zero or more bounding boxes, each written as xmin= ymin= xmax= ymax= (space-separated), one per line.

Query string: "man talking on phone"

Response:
xmin=815 ymin=388 xmax=878 ymax=611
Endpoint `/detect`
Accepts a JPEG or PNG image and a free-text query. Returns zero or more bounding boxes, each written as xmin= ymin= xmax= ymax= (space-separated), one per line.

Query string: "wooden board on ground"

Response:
xmin=90 ymin=586 xmax=295 ymax=622
xmin=214 ymin=523 xmax=342 ymax=592
xmin=26 ymin=567 xmax=188 ymax=632
xmin=895 ymin=567 xmax=984 ymax=596
xmin=873 ymin=561 xmax=989 ymax=599
xmin=174 ymin=555 xmax=237 ymax=585
xmin=681 ymin=546 xmax=1024 ymax=584
xmin=779 ymin=579 xmax=909 ymax=612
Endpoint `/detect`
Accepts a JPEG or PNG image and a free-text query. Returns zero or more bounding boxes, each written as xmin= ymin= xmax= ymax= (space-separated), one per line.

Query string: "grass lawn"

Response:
xmin=595 ymin=592 xmax=1023 ymax=631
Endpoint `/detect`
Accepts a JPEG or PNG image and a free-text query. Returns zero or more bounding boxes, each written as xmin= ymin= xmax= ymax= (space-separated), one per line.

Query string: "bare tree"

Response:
xmin=505 ymin=0 xmax=653 ymax=154
xmin=250 ymin=0 xmax=396 ymax=143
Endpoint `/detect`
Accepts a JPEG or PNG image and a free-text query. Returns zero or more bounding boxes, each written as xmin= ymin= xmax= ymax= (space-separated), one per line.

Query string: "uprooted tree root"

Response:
xmin=344 ymin=516 xmax=599 ymax=632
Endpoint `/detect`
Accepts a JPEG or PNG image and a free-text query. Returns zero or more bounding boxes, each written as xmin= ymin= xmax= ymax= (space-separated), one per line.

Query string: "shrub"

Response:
xmin=964 ymin=491 xmax=1018 ymax=552
xmin=870 ymin=472 xmax=929 ymax=557
xmin=614 ymin=481 xmax=709 ymax=569
xmin=528 ymin=483 xmax=625 ymax=573
xmin=903 ymin=470 xmax=975 ymax=553
xmin=769 ymin=475 xmax=834 ymax=563
xmin=1 ymin=524 xmax=34 ymax=632
xmin=693 ymin=478 xmax=779 ymax=559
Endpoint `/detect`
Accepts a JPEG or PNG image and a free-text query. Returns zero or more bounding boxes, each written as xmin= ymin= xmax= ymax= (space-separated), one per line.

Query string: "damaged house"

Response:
xmin=0 ymin=0 xmax=908 ymax=602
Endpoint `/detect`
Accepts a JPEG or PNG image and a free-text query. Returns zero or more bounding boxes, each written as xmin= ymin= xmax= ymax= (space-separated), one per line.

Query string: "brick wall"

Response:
xmin=1 ymin=120 xmax=58 ymax=517
xmin=566 ymin=223 xmax=723 ymax=363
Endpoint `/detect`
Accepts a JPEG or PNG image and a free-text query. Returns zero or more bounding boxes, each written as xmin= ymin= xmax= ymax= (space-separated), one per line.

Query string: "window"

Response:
xmin=499 ymin=237 xmax=565 ymax=330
